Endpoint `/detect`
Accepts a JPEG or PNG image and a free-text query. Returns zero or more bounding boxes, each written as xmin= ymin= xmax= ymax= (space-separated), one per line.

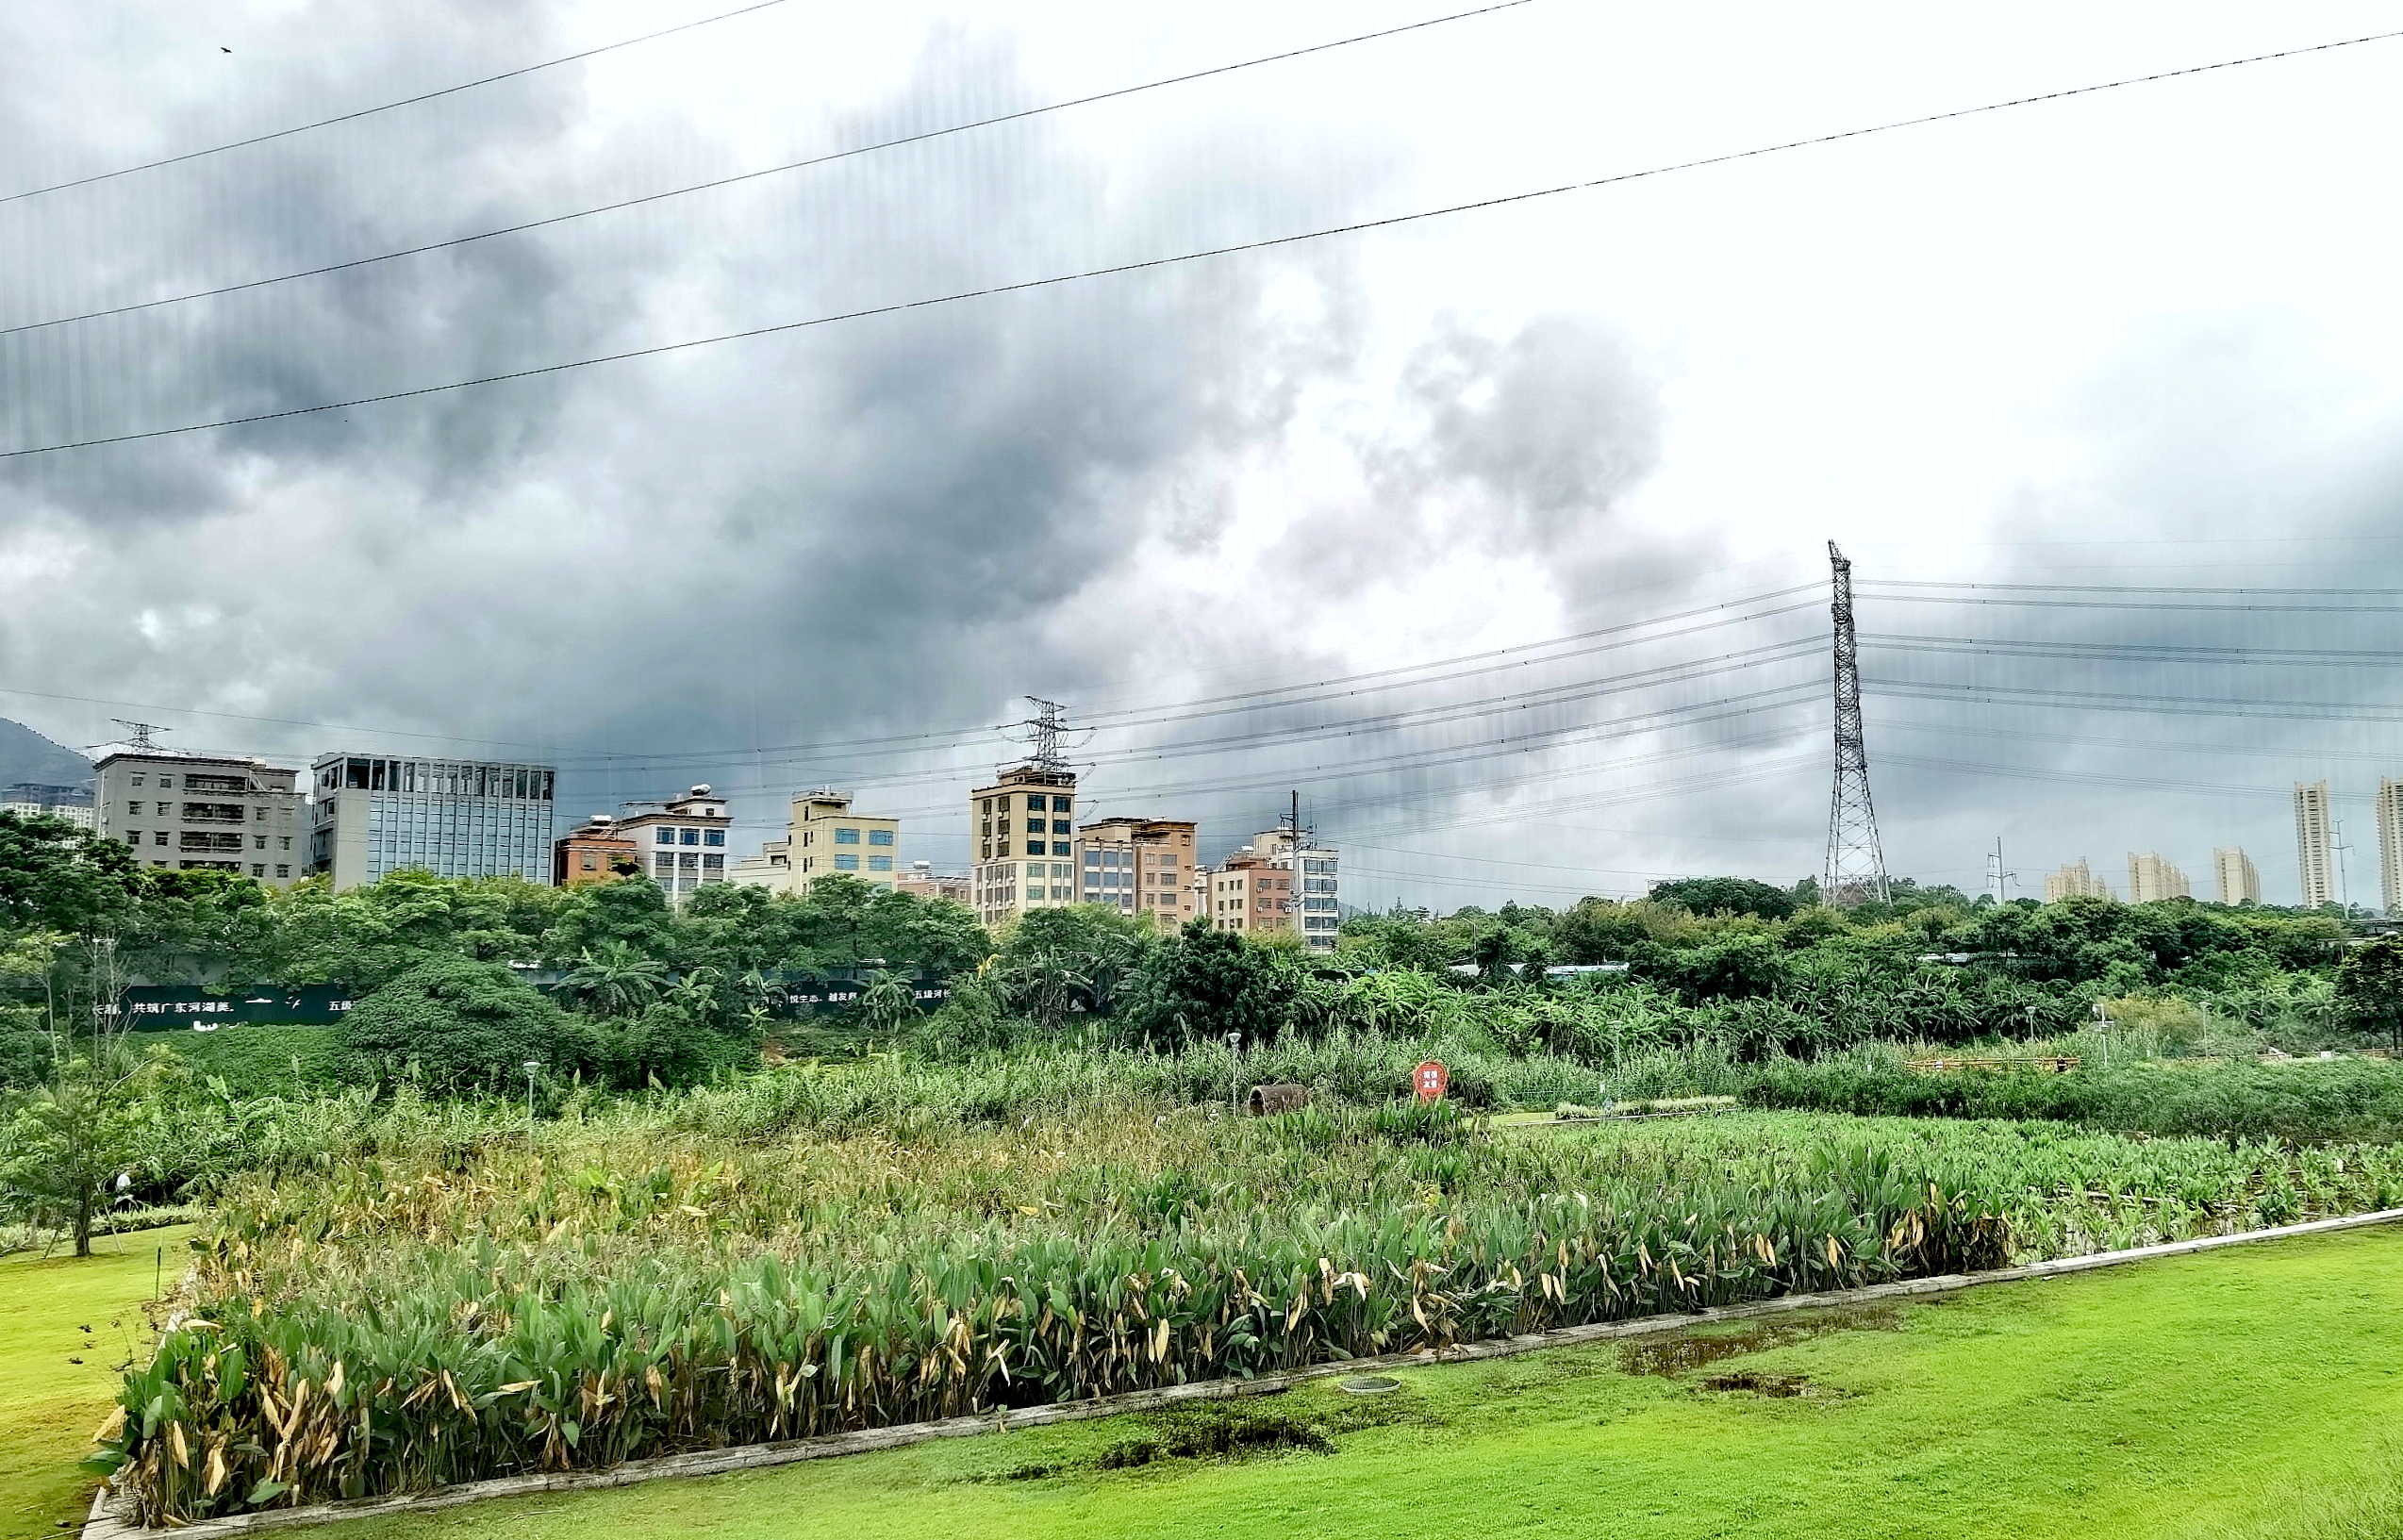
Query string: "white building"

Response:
xmin=309 ymin=753 xmax=555 ymax=890
xmin=614 ymin=785 xmax=734 ymax=902
xmin=3 ymin=782 xmax=93 ymax=830
xmin=97 ymin=748 xmax=307 ymax=885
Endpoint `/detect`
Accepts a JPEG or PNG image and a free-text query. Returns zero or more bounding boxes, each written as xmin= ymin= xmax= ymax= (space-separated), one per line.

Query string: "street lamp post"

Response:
xmin=1225 ymin=1031 xmax=1242 ymax=1116
xmin=523 ymin=1060 xmax=540 ymax=1149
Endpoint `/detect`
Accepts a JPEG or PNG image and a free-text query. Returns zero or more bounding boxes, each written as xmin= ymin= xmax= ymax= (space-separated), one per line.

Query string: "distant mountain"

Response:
xmin=0 ymin=717 xmax=94 ymax=792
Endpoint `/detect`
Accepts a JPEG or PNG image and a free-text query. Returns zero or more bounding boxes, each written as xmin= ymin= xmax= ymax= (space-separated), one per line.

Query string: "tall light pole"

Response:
xmin=523 ymin=1060 xmax=540 ymax=1148
xmin=1225 ymin=1031 xmax=1242 ymax=1116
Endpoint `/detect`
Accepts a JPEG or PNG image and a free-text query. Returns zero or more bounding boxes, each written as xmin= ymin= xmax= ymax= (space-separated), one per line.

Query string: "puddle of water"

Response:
xmin=1616 ymin=1303 xmax=1901 ymax=1378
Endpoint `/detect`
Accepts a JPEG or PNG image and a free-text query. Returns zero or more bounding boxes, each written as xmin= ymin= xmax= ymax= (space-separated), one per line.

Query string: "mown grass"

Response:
xmin=0 ymin=1227 xmax=188 ymax=1540
xmin=328 ymin=1225 xmax=2403 ymax=1540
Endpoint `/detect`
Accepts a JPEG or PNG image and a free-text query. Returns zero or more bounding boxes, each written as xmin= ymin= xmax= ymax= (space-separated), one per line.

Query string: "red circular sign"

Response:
xmin=1414 ymin=1060 xmax=1449 ymax=1102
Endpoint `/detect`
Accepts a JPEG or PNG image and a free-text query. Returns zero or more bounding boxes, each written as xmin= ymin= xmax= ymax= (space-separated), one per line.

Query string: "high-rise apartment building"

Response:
xmin=2295 ymin=780 xmax=2338 ymax=909
xmin=96 ymin=749 xmax=307 ymax=885
xmin=613 ymin=786 xmax=734 ymax=902
xmin=2213 ymin=847 xmax=2261 ymax=906
xmin=969 ymin=767 xmax=1077 ymax=927
xmin=2126 ymin=852 xmax=2189 ymax=904
xmin=3 ymin=782 xmax=94 ymax=829
xmin=729 ymin=789 xmax=899 ymax=898
xmin=308 ymin=753 xmax=555 ymax=890
xmin=1074 ymin=818 xmax=1197 ymax=924
xmin=2043 ymin=858 xmax=2111 ymax=902
xmin=2378 ymin=778 xmax=2403 ymax=917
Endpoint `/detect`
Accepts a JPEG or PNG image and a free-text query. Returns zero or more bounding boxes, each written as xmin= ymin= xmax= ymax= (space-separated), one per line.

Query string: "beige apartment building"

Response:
xmin=96 ymin=748 xmax=307 ymax=886
xmin=2295 ymin=780 xmax=2337 ymax=909
xmin=969 ymin=767 xmax=1077 ymax=927
xmin=1208 ymin=853 xmax=1293 ymax=936
xmin=2213 ymin=847 xmax=2261 ymax=906
xmin=2378 ymin=778 xmax=2403 ymax=916
xmin=2125 ymin=852 xmax=2190 ymax=904
xmin=2043 ymin=858 xmax=2111 ymax=902
xmin=730 ymin=788 xmax=901 ymax=897
xmin=1074 ymin=818 xmax=1197 ymax=924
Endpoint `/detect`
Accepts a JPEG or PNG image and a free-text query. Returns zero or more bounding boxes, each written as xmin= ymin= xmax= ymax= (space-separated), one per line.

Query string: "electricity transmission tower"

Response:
xmin=1017 ymin=697 xmax=1072 ymax=774
xmin=1823 ymin=542 xmax=1890 ymax=905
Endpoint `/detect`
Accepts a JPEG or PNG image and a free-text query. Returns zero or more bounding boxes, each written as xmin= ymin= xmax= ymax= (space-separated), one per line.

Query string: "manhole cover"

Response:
xmin=1339 ymin=1376 xmax=1402 ymax=1395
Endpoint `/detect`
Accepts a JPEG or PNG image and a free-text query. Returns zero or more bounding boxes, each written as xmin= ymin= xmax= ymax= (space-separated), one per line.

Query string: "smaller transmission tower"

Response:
xmin=1823 ymin=542 xmax=1890 ymax=905
xmin=109 ymin=720 xmax=167 ymax=751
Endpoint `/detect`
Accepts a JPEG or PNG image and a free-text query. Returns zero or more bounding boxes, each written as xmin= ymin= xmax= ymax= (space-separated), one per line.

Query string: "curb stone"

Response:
xmin=83 ymin=1204 xmax=2403 ymax=1539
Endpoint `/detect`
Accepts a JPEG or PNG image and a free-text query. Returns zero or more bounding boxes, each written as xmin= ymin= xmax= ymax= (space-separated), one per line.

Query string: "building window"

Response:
xmin=1084 ymin=851 xmax=1100 ymax=867
xmin=997 ymin=842 xmax=1011 ymax=857
xmin=1048 ymin=841 xmax=1067 ymax=856
xmin=159 ymin=776 xmax=174 ymax=788
xmin=580 ymin=854 xmax=598 ymax=871
xmin=281 ymin=836 xmax=292 ymax=850
xmin=130 ymin=774 xmax=144 ymax=787
xmin=868 ymin=855 xmax=892 ymax=871
xmin=655 ymin=853 xmax=674 ymax=873
xmin=156 ymin=802 xmax=170 ymax=816
xmin=703 ymin=853 xmax=724 ymax=869
xmin=655 ymin=829 xmax=674 ymax=845
xmin=704 ymin=829 xmax=724 ymax=846
xmin=1026 ymin=795 xmax=1047 ymax=812
xmin=1049 ymin=820 xmax=1068 ymax=835
xmin=680 ymin=828 xmax=700 ymax=846
xmin=275 ymin=865 xmax=290 ymax=879
xmin=251 ymin=863 xmax=265 ymax=876
xmin=153 ymin=831 xmax=168 ymax=846
xmin=835 ymin=853 xmax=860 ymax=871
xmin=836 ymin=827 xmax=860 ymax=844
xmin=869 ymin=828 xmax=894 ymax=846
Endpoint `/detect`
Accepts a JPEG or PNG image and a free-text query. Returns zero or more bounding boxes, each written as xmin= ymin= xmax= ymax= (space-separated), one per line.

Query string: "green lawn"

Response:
xmin=0 ymin=1227 xmax=190 ymax=1540
xmin=329 ymin=1226 xmax=2403 ymax=1540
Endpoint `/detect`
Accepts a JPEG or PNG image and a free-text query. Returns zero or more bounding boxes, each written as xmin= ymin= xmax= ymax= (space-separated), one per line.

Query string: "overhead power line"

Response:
xmin=13 ymin=25 xmax=2402 ymax=460
xmin=0 ymin=1 xmax=1537 ymax=339
xmin=1 ymin=1 xmax=804 ymax=206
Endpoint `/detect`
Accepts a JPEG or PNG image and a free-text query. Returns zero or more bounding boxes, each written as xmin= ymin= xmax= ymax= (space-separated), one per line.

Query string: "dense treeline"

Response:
xmin=2 ymin=805 xmax=2389 ymax=1104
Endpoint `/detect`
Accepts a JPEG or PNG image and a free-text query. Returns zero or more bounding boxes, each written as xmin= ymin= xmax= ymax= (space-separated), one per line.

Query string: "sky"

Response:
xmin=3 ymin=1 xmax=2402 ymax=911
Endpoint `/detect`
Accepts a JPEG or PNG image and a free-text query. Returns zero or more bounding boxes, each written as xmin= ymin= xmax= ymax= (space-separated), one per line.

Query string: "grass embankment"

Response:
xmin=335 ymin=1225 xmax=2403 ymax=1540
xmin=0 ymin=1228 xmax=188 ymax=1540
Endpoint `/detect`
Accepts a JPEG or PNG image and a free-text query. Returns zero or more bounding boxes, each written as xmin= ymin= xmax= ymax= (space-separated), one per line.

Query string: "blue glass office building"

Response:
xmin=308 ymin=753 xmax=556 ymax=889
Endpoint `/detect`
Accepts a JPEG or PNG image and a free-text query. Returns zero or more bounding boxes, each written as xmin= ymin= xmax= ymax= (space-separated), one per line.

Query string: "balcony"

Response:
xmin=181 ymin=803 xmax=248 ymax=824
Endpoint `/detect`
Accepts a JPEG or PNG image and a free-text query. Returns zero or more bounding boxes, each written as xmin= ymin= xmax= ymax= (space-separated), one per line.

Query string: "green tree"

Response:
xmin=0 ymin=809 xmax=138 ymax=936
xmin=341 ymin=958 xmax=591 ymax=1093
xmin=1648 ymin=876 xmax=1796 ymax=921
xmin=0 ymin=1050 xmax=153 ymax=1255
xmin=2336 ymin=936 xmax=2403 ymax=1053
xmin=1131 ymin=920 xmax=1288 ymax=1047
xmin=561 ymin=941 xmax=670 ymax=1018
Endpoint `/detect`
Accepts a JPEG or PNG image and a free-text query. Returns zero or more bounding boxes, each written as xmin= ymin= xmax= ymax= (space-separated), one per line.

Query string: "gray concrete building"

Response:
xmin=94 ymin=749 xmax=307 ymax=885
xmin=308 ymin=753 xmax=555 ymax=890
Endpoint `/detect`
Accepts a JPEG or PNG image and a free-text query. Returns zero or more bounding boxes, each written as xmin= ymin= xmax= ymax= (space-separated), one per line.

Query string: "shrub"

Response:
xmin=340 ymin=958 xmax=592 ymax=1093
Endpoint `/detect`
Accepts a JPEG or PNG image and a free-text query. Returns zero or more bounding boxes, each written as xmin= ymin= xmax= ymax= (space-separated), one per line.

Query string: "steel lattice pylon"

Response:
xmin=1823 ymin=541 xmax=1890 ymax=905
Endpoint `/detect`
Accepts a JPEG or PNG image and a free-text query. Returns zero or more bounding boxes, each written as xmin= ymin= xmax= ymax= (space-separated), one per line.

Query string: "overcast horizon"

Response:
xmin=6 ymin=2 xmax=2403 ymax=911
